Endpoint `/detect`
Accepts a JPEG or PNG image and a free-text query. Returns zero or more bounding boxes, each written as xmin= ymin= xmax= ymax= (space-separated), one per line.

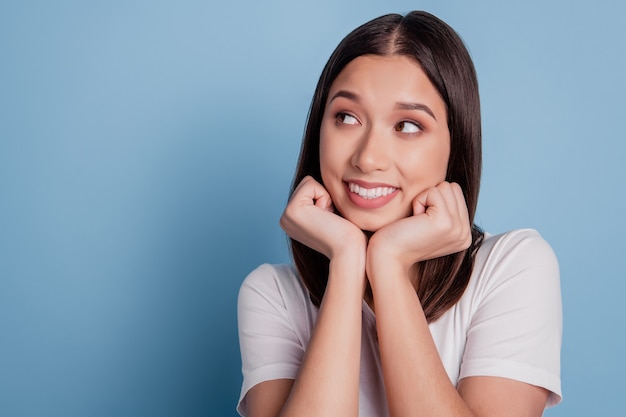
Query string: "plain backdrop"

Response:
xmin=1 ymin=1 xmax=624 ymax=416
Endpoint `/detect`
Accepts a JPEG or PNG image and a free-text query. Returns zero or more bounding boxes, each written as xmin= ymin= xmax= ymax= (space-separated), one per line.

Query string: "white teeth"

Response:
xmin=348 ymin=183 xmax=396 ymax=200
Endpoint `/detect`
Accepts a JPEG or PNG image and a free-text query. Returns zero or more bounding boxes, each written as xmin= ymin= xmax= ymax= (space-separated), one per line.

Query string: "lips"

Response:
xmin=345 ymin=180 xmax=399 ymax=209
xmin=348 ymin=182 xmax=397 ymax=200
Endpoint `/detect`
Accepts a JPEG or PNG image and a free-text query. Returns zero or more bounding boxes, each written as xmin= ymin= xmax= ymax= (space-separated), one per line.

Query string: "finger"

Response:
xmin=293 ymin=176 xmax=333 ymax=210
xmin=450 ymin=183 xmax=472 ymax=249
xmin=314 ymin=192 xmax=333 ymax=211
xmin=412 ymin=189 xmax=428 ymax=215
xmin=450 ymin=182 xmax=470 ymax=223
xmin=305 ymin=179 xmax=333 ymax=210
xmin=290 ymin=176 xmax=312 ymax=201
xmin=435 ymin=182 xmax=458 ymax=215
xmin=413 ymin=186 xmax=446 ymax=216
xmin=444 ymin=182 xmax=470 ymax=226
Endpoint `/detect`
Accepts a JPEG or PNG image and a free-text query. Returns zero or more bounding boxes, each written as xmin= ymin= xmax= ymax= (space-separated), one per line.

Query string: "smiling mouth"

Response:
xmin=348 ymin=182 xmax=397 ymax=200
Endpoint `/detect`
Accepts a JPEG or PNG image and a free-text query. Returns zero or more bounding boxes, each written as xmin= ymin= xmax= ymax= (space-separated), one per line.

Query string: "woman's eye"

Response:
xmin=336 ymin=113 xmax=360 ymax=126
xmin=395 ymin=121 xmax=422 ymax=133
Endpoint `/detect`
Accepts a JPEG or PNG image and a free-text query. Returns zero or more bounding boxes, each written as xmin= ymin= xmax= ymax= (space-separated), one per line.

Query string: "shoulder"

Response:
xmin=237 ymin=264 xmax=316 ymax=414
xmin=479 ymin=228 xmax=557 ymax=262
xmin=239 ymin=263 xmax=302 ymax=293
xmin=465 ymin=228 xmax=562 ymax=337
xmin=462 ymin=228 xmax=562 ymax=334
xmin=238 ymin=263 xmax=311 ymax=316
xmin=474 ymin=228 xmax=559 ymax=287
xmin=461 ymin=229 xmax=562 ymax=405
xmin=240 ymin=263 xmax=299 ymax=292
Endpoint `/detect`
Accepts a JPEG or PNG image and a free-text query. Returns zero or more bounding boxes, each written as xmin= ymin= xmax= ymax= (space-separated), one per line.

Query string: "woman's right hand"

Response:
xmin=270 ymin=176 xmax=366 ymax=416
xmin=280 ymin=176 xmax=365 ymax=260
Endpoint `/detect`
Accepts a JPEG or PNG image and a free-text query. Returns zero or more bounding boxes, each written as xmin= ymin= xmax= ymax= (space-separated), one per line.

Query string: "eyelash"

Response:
xmin=335 ymin=112 xmax=360 ymax=126
xmin=335 ymin=112 xmax=424 ymax=134
xmin=394 ymin=120 xmax=424 ymax=134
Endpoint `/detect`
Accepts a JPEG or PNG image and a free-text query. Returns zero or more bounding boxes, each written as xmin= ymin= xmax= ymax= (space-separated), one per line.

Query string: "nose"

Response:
xmin=351 ymin=126 xmax=391 ymax=173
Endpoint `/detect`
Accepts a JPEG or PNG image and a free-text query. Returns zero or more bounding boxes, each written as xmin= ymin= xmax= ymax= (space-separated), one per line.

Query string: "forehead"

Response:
xmin=328 ymin=54 xmax=445 ymax=114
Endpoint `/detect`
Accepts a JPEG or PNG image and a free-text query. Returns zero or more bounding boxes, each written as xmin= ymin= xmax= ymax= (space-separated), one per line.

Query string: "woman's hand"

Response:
xmin=280 ymin=176 xmax=366 ymax=260
xmin=249 ymin=176 xmax=367 ymax=417
xmin=366 ymin=181 xmax=472 ymax=282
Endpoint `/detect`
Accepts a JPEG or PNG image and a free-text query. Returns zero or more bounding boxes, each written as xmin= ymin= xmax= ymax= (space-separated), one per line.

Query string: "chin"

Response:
xmin=359 ymin=224 xmax=381 ymax=233
xmin=338 ymin=204 xmax=409 ymax=233
xmin=346 ymin=215 xmax=393 ymax=233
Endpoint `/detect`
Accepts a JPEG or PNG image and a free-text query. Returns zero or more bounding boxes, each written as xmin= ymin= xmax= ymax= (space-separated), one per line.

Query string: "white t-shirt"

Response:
xmin=237 ymin=229 xmax=562 ymax=416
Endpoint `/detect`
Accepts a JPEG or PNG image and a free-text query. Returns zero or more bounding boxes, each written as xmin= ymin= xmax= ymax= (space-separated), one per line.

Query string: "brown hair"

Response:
xmin=289 ymin=11 xmax=484 ymax=323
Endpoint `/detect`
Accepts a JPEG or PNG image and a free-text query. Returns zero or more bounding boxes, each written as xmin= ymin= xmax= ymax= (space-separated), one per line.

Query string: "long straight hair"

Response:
xmin=290 ymin=11 xmax=483 ymax=323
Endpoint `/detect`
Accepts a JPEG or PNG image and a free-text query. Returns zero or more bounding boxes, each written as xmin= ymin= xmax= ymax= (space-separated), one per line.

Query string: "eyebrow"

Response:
xmin=329 ymin=90 xmax=360 ymax=103
xmin=328 ymin=90 xmax=437 ymax=121
xmin=395 ymin=102 xmax=436 ymax=121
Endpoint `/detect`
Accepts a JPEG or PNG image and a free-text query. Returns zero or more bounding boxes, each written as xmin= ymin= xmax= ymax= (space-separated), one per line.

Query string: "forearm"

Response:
xmin=279 ymin=252 xmax=366 ymax=417
xmin=371 ymin=265 xmax=475 ymax=417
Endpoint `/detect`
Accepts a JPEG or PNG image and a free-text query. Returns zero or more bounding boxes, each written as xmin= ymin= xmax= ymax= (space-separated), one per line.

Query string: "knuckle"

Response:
xmin=279 ymin=212 xmax=291 ymax=231
xmin=459 ymin=228 xmax=472 ymax=249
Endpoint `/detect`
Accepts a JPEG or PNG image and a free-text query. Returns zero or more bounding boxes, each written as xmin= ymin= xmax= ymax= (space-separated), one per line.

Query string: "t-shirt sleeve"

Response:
xmin=236 ymin=264 xmax=308 ymax=416
xmin=459 ymin=229 xmax=562 ymax=407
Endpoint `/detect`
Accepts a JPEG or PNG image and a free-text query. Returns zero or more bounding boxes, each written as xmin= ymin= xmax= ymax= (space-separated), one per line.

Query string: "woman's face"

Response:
xmin=319 ymin=54 xmax=450 ymax=232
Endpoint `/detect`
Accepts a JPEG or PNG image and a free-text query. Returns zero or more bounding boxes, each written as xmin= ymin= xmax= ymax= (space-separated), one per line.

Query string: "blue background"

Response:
xmin=1 ymin=1 xmax=624 ymax=416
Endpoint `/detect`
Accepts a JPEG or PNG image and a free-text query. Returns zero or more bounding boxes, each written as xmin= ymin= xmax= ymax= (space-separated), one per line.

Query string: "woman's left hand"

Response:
xmin=366 ymin=181 xmax=472 ymax=283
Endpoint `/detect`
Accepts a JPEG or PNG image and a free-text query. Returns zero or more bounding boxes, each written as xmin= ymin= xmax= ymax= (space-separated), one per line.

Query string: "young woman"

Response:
xmin=237 ymin=11 xmax=562 ymax=417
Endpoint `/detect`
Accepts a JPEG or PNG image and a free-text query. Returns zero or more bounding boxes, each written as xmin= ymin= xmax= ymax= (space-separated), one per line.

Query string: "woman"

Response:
xmin=237 ymin=11 xmax=562 ymax=417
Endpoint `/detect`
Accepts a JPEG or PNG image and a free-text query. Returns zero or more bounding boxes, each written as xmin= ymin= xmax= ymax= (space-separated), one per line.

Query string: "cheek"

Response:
xmin=318 ymin=134 xmax=338 ymax=190
xmin=434 ymin=146 xmax=450 ymax=180
xmin=427 ymin=133 xmax=451 ymax=180
xmin=401 ymin=141 xmax=450 ymax=185
xmin=319 ymin=131 xmax=330 ymax=176
xmin=319 ymin=119 xmax=331 ymax=160
xmin=319 ymin=125 xmax=344 ymax=178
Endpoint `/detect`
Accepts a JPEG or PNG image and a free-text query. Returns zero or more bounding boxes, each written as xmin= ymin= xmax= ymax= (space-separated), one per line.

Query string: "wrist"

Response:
xmin=327 ymin=246 xmax=367 ymax=296
xmin=366 ymin=235 xmax=414 ymax=281
xmin=329 ymin=230 xmax=367 ymax=262
xmin=367 ymin=261 xmax=417 ymax=305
